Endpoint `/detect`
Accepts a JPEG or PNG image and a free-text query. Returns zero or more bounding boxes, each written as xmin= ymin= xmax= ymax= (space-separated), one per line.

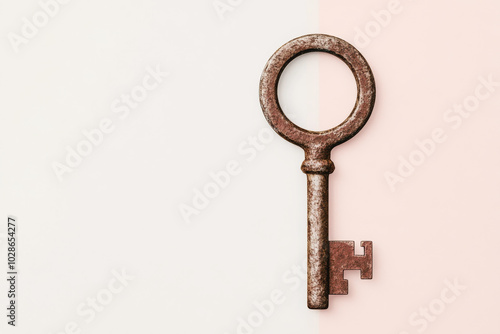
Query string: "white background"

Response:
xmin=0 ymin=0 xmax=499 ymax=333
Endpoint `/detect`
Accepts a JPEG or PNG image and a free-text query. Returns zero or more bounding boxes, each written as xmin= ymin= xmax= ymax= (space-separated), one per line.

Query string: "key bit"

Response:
xmin=259 ymin=34 xmax=376 ymax=309
xmin=330 ymin=241 xmax=372 ymax=295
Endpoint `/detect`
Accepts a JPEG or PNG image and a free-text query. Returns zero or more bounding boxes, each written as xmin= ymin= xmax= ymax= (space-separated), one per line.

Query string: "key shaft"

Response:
xmin=306 ymin=173 xmax=330 ymax=309
xmin=302 ymin=148 xmax=335 ymax=309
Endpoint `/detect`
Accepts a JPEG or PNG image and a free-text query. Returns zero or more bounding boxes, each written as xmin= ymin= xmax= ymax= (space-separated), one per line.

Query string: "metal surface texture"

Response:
xmin=330 ymin=241 xmax=373 ymax=295
xmin=259 ymin=34 xmax=376 ymax=309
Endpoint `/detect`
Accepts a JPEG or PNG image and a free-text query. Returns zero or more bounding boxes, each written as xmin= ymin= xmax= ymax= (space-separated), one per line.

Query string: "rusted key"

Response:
xmin=259 ymin=34 xmax=375 ymax=309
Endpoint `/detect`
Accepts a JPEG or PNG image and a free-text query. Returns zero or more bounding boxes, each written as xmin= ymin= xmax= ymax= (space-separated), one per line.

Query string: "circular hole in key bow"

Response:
xmin=277 ymin=52 xmax=357 ymax=132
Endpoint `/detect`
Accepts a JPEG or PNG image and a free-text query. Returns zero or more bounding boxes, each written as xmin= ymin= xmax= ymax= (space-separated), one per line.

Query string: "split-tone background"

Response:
xmin=0 ymin=0 xmax=499 ymax=333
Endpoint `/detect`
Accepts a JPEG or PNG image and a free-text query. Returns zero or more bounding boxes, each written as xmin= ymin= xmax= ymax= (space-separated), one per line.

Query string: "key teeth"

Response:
xmin=329 ymin=240 xmax=373 ymax=295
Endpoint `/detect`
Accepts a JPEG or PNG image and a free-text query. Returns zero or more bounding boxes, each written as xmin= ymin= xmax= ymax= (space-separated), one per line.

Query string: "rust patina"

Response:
xmin=259 ymin=34 xmax=375 ymax=309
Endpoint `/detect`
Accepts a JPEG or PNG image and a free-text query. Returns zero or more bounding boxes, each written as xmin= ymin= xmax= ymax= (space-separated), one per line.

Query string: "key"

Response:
xmin=259 ymin=34 xmax=375 ymax=309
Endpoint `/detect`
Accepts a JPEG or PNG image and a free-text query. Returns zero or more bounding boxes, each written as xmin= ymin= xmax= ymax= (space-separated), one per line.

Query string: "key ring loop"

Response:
xmin=259 ymin=34 xmax=376 ymax=150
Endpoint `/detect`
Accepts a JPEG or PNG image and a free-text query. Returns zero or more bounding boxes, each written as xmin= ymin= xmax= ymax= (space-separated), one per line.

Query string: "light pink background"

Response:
xmin=319 ymin=1 xmax=500 ymax=333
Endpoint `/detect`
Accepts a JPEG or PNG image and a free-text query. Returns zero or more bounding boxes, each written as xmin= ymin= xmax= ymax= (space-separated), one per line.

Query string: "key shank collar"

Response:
xmin=301 ymin=147 xmax=335 ymax=174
